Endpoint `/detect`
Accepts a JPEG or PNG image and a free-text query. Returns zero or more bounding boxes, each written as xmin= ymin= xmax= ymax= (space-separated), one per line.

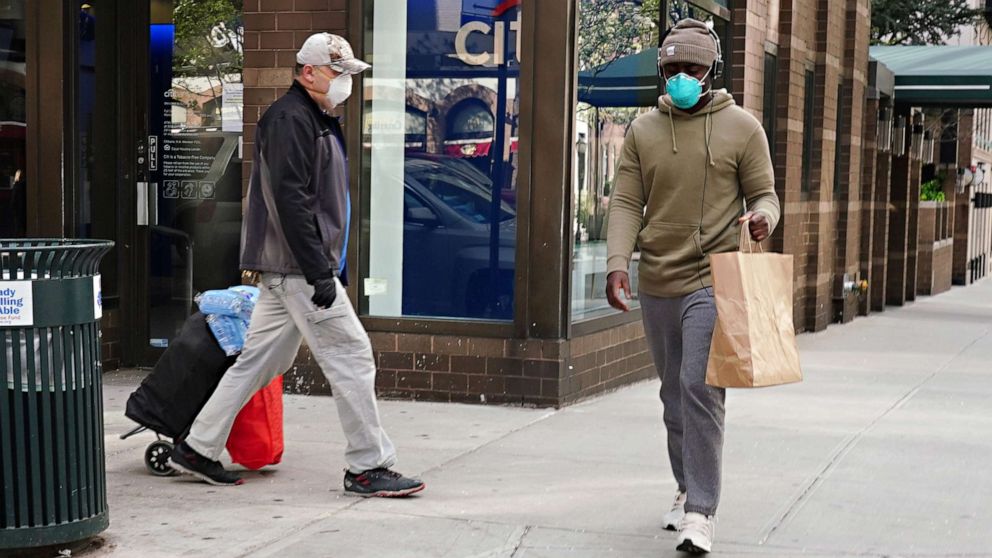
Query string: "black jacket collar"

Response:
xmin=289 ymin=80 xmax=334 ymax=122
xmin=288 ymin=80 xmax=345 ymax=144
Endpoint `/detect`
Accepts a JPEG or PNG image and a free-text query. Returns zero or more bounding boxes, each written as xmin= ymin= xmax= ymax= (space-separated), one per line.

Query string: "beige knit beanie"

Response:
xmin=658 ymin=18 xmax=719 ymax=69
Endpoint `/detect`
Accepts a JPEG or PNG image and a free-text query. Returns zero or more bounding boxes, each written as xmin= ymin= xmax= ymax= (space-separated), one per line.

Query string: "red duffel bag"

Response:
xmin=226 ymin=376 xmax=284 ymax=470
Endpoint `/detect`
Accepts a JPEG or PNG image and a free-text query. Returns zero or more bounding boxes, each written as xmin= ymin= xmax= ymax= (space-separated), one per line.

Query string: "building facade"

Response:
xmin=2 ymin=0 xmax=988 ymax=407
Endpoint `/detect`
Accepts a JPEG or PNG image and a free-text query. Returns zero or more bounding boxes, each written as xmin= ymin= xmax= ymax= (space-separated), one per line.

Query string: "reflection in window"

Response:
xmin=572 ymin=0 xmax=658 ymax=320
xmin=147 ymin=0 xmax=244 ymax=346
xmin=0 ymin=1 xmax=27 ymax=238
xmin=447 ymin=101 xmax=494 ymax=140
xmin=362 ymin=0 xmax=521 ymax=321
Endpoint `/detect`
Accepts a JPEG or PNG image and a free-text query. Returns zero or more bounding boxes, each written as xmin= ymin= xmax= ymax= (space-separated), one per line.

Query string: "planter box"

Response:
xmin=917 ymin=202 xmax=953 ymax=296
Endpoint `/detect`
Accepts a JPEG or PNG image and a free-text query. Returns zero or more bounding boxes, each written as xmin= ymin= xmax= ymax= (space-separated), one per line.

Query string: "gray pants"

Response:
xmin=186 ymin=273 xmax=397 ymax=474
xmin=641 ymin=288 xmax=725 ymax=516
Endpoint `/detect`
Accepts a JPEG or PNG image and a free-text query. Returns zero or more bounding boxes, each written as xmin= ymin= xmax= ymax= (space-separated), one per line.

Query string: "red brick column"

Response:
xmin=832 ymin=0 xmax=870 ymax=323
xmin=871 ymin=138 xmax=892 ymax=311
xmin=858 ymin=96 xmax=878 ymax=316
xmin=773 ymin=0 xmax=820 ymax=332
xmin=887 ymin=112 xmax=912 ymax=306
xmin=730 ymin=0 xmax=771 ymax=116
xmin=953 ymin=110 xmax=976 ymax=285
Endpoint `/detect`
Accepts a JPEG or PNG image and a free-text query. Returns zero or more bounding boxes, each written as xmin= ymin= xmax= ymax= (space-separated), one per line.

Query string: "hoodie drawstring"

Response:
xmin=705 ymin=110 xmax=715 ymax=166
xmin=668 ymin=106 xmax=678 ymax=153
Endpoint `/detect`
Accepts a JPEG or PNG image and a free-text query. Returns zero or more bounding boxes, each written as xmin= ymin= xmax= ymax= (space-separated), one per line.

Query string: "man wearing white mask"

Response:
xmin=169 ymin=33 xmax=425 ymax=498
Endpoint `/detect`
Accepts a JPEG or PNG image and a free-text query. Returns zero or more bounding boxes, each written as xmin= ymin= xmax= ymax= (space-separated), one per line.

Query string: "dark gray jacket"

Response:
xmin=240 ymin=81 xmax=350 ymax=285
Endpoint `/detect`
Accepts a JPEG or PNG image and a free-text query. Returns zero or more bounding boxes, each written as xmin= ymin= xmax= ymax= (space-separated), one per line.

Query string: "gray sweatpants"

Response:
xmin=641 ymin=288 xmax=725 ymax=516
xmin=185 ymin=273 xmax=397 ymax=474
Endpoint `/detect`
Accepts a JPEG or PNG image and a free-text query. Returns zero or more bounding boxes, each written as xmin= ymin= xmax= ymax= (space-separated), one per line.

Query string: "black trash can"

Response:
xmin=0 ymin=239 xmax=114 ymax=549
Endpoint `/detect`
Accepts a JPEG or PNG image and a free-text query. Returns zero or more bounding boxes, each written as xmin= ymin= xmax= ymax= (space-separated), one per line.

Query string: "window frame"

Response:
xmin=349 ymin=0 xmax=576 ymax=339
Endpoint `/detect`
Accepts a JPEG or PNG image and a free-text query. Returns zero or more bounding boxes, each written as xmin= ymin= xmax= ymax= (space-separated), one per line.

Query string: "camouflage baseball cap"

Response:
xmin=296 ymin=33 xmax=370 ymax=74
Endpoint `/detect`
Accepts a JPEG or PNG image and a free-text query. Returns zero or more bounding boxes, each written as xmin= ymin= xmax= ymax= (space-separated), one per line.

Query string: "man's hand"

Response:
xmin=606 ymin=271 xmax=633 ymax=312
xmin=739 ymin=211 xmax=770 ymax=242
xmin=311 ymin=278 xmax=338 ymax=309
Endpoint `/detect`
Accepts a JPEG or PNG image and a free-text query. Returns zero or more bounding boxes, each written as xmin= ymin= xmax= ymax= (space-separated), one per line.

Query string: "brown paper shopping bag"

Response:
xmin=705 ymin=226 xmax=802 ymax=388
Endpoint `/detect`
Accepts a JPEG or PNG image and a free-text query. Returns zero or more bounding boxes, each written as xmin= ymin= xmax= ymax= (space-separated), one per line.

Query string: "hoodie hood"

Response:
xmin=658 ymin=89 xmax=736 ymax=163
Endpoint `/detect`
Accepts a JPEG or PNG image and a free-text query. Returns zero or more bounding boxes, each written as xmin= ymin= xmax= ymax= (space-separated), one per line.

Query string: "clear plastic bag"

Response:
xmin=205 ymin=313 xmax=249 ymax=357
xmin=196 ymin=289 xmax=255 ymax=320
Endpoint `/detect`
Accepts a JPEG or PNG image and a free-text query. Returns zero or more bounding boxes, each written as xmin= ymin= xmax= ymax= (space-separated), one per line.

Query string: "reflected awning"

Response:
xmin=869 ymin=46 xmax=992 ymax=107
xmin=578 ymin=48 xmax=660 ymax=108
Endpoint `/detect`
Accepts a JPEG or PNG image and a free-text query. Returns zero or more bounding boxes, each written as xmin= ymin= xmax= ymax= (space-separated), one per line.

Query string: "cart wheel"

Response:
xmin=145 ymin=440 xmax=177 ymax=477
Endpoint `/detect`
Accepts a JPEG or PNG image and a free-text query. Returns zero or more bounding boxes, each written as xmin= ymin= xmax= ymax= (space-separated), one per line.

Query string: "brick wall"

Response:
xmin=561 ymin=323 xmax=653 ymax=405
xmin=100 ymin=308 xmax=121 ymax=371
xmin=833 ymin=0 xmax=870 ymax=323
xmin=242 ymin=0 xmax=348 ymax=192
xmin=858 ymin=97 xmax=878 ymax=316
xmin=887 ymin=139 xmax=911 ymax=306
xmin=759 ymin=0 xmax=871 ymax=332
xmin=282 ymin=325 xmax=653 ymax=408
xmin=870 ymin=142 xmax=892 ymax=311
xmin=916 ymin=202 xmax=954 ymax=296
xmin=730 ymin=0 xmax=771 ymax=117
xmin=932 ymin=242 xmax=954 ymax=295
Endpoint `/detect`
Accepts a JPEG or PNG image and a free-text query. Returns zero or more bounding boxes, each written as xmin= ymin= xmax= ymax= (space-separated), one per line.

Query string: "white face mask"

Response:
xmin=326 ymin=73 xmax=353 ymax=107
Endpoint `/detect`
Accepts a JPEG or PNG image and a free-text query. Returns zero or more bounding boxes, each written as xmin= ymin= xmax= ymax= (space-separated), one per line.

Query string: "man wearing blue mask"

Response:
xmin=168 ymin=33 xmax=424 ymax=498
xmin=605 ymin=18 xmax=781 ymax=555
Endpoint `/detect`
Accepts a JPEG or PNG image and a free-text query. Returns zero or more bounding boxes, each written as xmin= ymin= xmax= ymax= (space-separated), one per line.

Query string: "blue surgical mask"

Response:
xmin=665 ymin=70 xmax=710 ymax=109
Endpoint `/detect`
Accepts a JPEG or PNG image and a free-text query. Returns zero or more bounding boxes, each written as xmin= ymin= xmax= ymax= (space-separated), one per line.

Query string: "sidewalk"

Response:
xmin=35 ymin=280 xmax=992 ymax=557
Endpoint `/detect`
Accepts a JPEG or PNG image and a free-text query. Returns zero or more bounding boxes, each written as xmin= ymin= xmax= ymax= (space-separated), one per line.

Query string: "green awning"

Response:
xmin=869 ymin=45 xmax=992 ymax=107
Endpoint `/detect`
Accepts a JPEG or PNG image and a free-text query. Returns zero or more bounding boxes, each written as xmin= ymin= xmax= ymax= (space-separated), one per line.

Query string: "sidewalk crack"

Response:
xmin=758 ymin=325 xmax=991 ymax=545
xmin=508 ymin=525 xmax=533 ymax=558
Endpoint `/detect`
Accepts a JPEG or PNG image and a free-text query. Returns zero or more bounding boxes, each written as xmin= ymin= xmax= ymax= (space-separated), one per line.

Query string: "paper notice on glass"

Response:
xmin=364 ymin=278 xmax=388 ymax=296
xmin=222 ymin=83 xmax=244 ymax=133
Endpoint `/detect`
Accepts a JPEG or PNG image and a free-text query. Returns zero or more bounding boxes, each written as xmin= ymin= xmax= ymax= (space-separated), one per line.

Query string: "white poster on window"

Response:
xmin=222 ymin=83 xmax=244 ymax=133
xmin=0 ymin=281 xmax=33 ymax=326
xmin=367 ymin=0 xmax=408 ymax=316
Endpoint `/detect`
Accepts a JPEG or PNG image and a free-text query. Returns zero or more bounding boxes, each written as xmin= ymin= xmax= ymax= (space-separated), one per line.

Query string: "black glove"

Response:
xmin=311 ymin=277 xmax=338 ymax=309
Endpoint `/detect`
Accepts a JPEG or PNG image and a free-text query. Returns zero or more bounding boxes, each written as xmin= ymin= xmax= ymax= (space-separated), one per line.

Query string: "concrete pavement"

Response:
xmin=17 ymin=279 xmax=992 ymax=557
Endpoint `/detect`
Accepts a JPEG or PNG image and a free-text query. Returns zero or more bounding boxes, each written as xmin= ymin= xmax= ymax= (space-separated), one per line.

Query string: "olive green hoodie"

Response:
xmin=606 ymin=89 xmax=780 ymax=298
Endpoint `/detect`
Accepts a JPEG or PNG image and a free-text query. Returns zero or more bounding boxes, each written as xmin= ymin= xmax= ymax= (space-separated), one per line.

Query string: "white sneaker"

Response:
xmin=676 ymin=512 xmax=715 ymax=554
xmin=662 ymin=491 xmax=686 ymax=531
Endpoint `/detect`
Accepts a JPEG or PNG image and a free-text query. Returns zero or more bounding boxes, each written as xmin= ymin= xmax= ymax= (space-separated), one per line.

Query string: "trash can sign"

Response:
xmin=0 ymin=281 xmax=34 ymax=326
xmin=93 ymin=275 xmax=102 ymax=319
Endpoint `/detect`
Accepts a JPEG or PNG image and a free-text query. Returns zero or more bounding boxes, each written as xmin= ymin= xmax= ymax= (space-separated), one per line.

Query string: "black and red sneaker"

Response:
xmin=168 ymin=441 xmax=244 ymax=486
xmin=343 ymin=468 xmax=425 ymax=497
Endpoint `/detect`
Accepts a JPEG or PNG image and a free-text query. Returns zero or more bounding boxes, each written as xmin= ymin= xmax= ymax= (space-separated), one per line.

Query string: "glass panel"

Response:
xmin=147 ymin=0 xmax=244 ymax=348
xmin=361 ymin=0 xmax=521 ymax=320
xmin=572 ymin=0 xmax=658 ymax=321
xmin=0 ymin=1 xmax=26 ymax=238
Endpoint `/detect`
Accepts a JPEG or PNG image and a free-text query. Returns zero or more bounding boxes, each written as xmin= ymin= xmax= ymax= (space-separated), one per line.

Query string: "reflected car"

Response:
xmin=401 ymin=155 xmax=516 ymax=320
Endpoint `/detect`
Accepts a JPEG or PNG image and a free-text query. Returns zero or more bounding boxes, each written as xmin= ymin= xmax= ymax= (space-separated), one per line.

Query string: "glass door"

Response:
xmin=136 ymin=0 xmax=244 ymax=363
xmin=0 ymin=1 xmax=27 ymax=238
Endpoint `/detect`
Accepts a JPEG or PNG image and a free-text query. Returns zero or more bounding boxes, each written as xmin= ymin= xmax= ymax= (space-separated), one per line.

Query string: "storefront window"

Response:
xmin=0 ymin=1 xmax=26 ymax=238
xmin=361 ymin=0 xmax=521 ymax=321
xmin=572 ymin=0 xmax=658 ymax=320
